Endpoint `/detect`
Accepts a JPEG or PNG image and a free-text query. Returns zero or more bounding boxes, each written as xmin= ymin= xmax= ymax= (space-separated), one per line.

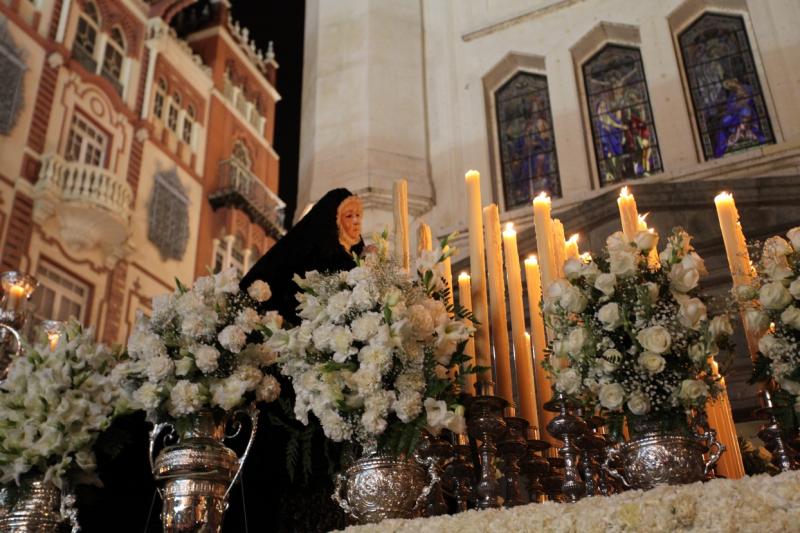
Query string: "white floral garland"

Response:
xmin=343 ymin=472 xmax=800 ymax=533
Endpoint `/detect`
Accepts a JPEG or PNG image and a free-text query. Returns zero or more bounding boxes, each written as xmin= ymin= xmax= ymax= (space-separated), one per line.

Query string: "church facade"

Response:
xmin=0 ymin=0 xmax=283 ymax=345
xmin=299 ymin=0 xmax=800 ymax=417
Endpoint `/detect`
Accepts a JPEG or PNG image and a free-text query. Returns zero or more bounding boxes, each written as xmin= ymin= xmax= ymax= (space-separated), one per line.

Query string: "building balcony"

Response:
xmin=208 ymin=159 xmax=286 ymax=240
xmin=71 ymin=44 xmax=97 ymax=74
xmin=32 ymin=154 xmax=134 ymax=267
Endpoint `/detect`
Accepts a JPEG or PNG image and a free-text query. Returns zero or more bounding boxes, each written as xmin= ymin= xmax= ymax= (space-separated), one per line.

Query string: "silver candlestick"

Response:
xmin=521 ymin=434 xmax=549 ymax=503
xmin=544 ymin=392 xmax=586 ymax=503
xmin=756 ymin=388 xmax=797 ymax=472
xmin=444 ymin=437 xmax=474 ymax=513
xmin=498 ymin=416 xmax=528 ymax=507
xmin=465 ymin=394 xmax=507 ymax=509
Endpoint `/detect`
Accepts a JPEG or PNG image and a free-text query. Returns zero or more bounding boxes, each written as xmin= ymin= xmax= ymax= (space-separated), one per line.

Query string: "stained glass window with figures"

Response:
xmin=583 ymin=45 xmax=662 ymax=187
xmin=679 ymin=13 xmax=774 ymax=160
xmin=495 ymin=72 xmax=560 ymax=210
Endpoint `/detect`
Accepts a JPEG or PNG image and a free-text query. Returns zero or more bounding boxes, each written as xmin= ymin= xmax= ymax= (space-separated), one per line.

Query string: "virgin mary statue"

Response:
xmin=226 ymin=188 xmax=366 ymax=532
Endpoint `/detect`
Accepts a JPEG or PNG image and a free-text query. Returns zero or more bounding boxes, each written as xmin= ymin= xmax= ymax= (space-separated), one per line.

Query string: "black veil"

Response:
xmin=240 ymin=188 xmax=364 ymax=324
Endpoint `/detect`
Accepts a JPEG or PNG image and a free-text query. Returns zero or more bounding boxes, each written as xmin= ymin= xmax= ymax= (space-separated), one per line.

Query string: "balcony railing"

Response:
xmin=100 ymin=69 xmax=123 ymax=96
xmin=33 ymin=154 xmax=134 ymax=264
xmin=209 ymin=159 xmax=286 ymax=240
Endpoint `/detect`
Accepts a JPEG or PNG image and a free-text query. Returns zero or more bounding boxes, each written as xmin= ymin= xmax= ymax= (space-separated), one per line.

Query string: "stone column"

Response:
xmin=298 ymin=0 xmax=433 ymax=236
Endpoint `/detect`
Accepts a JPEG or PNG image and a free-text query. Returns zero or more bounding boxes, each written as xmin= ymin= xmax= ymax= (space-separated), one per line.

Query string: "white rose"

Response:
xmin=594 ymin=273 xmax=616 ymax=297
xmin=634 ymin=230 xmax=658 ymax=252
xmin=627 ymin=390 xmax=651 ymax=415
xmin=669 ymin=263 xmax=699 ymax=293
xmin=555 ymin=368 xmax=582 ymax=395
xmin=787 ymin=227 xmax=800 ymax=251
xmin=581 ymin=261 xmax=600 ymax=283
xmin=606 ymin=231 xmax=629 ymax=252
xmin=599 ymin=383 xmax=625 ymax=411
xmin=681 ymin=252 xmax=708 ymax=276
xmin=247 ymin=280 xmax=272 ymax=302
xmin=679 ymin=379 xmax=709 ymax=402
xmin=563 ymin=259 xmax=583 ymax=280
xmin=687 ymin=343 xmax=707 ymax=363
xmin=638 ymin=351 xmax=666 ymax=374
xmin=637 ymin=325 xmax=672 ymax=354
xmin=560 ymin=285 xmax=588 ymax=313
xmin=790 ymin=279 xmax=800 ymax=300
xmin=764 ymin=262 xmax=794 ymax=282
xmin=735 ymin=284 xmax=758 ymax=301
xmin=609 ymin=251 xmax=637 ymax=277
xmin=745 ymin=308 xmax=771 ymax=335
xmin=678 ymin=297 xmax=707 ymax=330
xmin=765 ymin=236 xmax=793 ymax=258
xmin=597 ymin=302 xmax=622 ymax=330
xmin=709 ymin=315 xmax=733 ymax=339
xmin=145 ymin=356 xmax=174 ymax=383
xmin=564 ymin=327 xmax=588 ymax=355
xmin=782 ymin=306 xmax=800 ymax=329
xmin=759 ymin=281 xmax=793 ymax=310
xmin=545 ymin=279 xmax=571 ymax=304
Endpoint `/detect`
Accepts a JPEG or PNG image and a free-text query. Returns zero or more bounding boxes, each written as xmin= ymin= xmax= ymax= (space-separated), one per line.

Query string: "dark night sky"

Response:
xmin=231 ymin=0 xmax=305 ymax=228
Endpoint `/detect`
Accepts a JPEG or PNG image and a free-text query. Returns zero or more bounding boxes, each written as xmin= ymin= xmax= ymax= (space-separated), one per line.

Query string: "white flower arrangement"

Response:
xmin=544 ymin=227 xmax=733 ymax=431
xmin=116 ymin=269 xmax=281 ymax=422
xmin=0 ymin=320 xmax=126 ymax=488
xmin=269 ymin=234 xmax=473 ymax=455
xmin=739 ymin=227 xmax=800 ymax=409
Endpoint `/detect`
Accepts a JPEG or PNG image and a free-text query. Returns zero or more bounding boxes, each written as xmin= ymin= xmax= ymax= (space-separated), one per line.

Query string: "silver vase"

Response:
xmin=602 ymin=430 xmax=723 ymax=490
xmin=0 ymin=476 xmax=63 ymax=532
xmin=333 ymin=453 xmax=439 ymax=525
xmin=150 ymin=404 xmax=258 ymax=533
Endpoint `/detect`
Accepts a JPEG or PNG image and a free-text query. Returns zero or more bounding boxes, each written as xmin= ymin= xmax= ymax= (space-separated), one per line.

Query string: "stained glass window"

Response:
xmin=495 ymin=72 xmax=560 ymax=210
xmin=679 ymin=13 xmax=774 ymax=160
xmin=583 ymin=45 xmax=662 ymax=187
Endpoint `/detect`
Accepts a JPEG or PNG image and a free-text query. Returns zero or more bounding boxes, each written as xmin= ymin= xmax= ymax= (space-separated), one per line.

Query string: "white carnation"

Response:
xmin=256 ymin=375 xmax=281 ymax=403
xmin=145 ymin=356 xmax=174 ymax=383
xmin=214 ymin=268 xmax=240 ymax=295
xmin=132 ymin=382 xmax=162 ymax=410
xmin=247 ymin=280 xmax=272 ymax=302
xmin=787 ymin=227 xmax=800 ymax=251
xmin=394 ymin=390 xmax=423 ymax=423
xmin=326 ymin=290 xmax=352 ymax=323
xmin=760 ymin=282 xmax=793 ymax=310
xmin=210 ymin=377 xmax=248 ymax=410
xmin=236 ymin=308 xmax=261 ymax=333
xmin=218 ymin=325 xmax=247 ymax=354
xmin=194 ymin=344 xmax=220 ymax=374
xmin=168 ymin=380 xmax=204 ymax=417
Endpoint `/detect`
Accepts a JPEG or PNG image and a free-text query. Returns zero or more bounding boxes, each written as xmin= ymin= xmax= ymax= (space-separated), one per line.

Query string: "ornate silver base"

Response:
xmin=603 ymin=431 xmax=723 ymax=490
xmin=0 ymin=477 xmax=63 ymax=532
xmin=444 ymin=443 xmax=475 ymax=512
xmin=333 ymin=454 xmax=438 ymax=524
xmin=544 ymin=393 xmax=586 ymax=502
xmin=465 ymin=395 xmax=508 ymax=509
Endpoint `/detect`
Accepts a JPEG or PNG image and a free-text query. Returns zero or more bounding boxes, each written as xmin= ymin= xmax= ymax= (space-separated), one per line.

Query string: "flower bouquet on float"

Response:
xmin=115 ymin=268 xmax=281 ymax=533
xmin=0 ymin=320 xmax=128 ymax=532
xmin=543 ymin=227 xmax=733 ymax=490
xmin=268 ymin=233 xmax=476 ymax=525
xmin=736 ymin=227 xmax=800 ymax=468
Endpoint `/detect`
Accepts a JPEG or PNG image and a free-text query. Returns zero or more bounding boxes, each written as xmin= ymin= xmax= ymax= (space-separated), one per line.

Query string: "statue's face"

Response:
xmin=338 ymin=197 xmax=363 ymax=244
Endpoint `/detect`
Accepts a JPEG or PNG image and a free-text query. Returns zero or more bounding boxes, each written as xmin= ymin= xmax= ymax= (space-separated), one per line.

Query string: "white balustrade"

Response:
xmin=37 ymin=154 xmax=133 ymax=221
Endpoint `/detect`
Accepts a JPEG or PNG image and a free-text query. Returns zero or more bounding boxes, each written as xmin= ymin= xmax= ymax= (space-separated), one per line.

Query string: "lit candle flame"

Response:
xmin=620 ymin=186 xmax=630 ymax=198
xmin=524 ymin=255 xmax=538 ymax=266
xmin=715 ymin=191 xmax=732 ymax=202
xmin=458 ymin=271 xmax=470 ymax=282
xmin=534 ymin=191 xmax=550 ymax=202
xmin=568 ymin=233 xmax=579 ymax=244
xmin=503 ymin=222 xmax=516 ymax=237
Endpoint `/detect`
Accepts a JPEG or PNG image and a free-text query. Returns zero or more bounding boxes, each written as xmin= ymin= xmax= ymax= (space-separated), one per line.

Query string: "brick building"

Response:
xmin=0 ymin=0 xmax=284 ymax=344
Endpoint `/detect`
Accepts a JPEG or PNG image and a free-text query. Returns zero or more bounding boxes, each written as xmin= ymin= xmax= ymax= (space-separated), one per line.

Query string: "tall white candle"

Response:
xmin=417 ymin=222 xmax=432 ymax=256
xmin=617 ymin=186 xmax=639 ymax=242
xmin=465 ymin=170 xmax=493 ymax=388
xmin=393 ymin=179 xmax=410 ymax=270
xmin=525 ymin=255 xmax=551 ymax=435
xmin=532 ymin=193 xmax=557 ymax=292
xmin=458 ymin=272 xmax=477 ymax=395
xmin=484 ymin=204 xmax=513 ymax=404
xmin=504 ymin=223 xmax=537 ymax=426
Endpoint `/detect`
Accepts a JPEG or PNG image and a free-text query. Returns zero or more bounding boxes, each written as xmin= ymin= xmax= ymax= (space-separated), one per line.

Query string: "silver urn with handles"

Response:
xmin=0 ymin=476 xmax=63 ymax=532
xmin=150 ymin=404 xmax=258 ymax=533
xmin=333 ymin=453 xmax=439 ymax=525
xmin=602 ymin=427 xmax=724 ymax=490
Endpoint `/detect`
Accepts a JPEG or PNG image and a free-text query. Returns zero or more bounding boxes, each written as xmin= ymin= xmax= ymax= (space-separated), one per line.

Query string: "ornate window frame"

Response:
xmin=147 ymin=168 xmax=190 ymax=261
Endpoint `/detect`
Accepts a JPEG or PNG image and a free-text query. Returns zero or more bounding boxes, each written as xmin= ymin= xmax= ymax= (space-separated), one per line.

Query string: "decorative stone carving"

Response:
xmin=148 ymin=167 xmax=190 ymax=260
xmin=0 ymin=19 xmax=26 ymax=135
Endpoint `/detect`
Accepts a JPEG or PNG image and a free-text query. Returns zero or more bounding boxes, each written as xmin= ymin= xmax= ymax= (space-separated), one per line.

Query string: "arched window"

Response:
xmin=679 ymin=13 xmax=774 ymax=160
xmin=583 ymin=45 xmax=662 ymax=187
xmin=231 ymin=140 xmax=251 ymax=169
xmin=153 ymin=78 xmax=167 ymax=119
xmin=182 ymin=104 xmax=194 ymax=145
xmin=73 ymin=1 xmax=99 ymax=71
xmin=101 ymin=27 xmax=125 ymax=92
xmin=495 ymin=72 xmax=560 ymax=209
xmin=167 ymin=91 xmax=181 ymax=132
